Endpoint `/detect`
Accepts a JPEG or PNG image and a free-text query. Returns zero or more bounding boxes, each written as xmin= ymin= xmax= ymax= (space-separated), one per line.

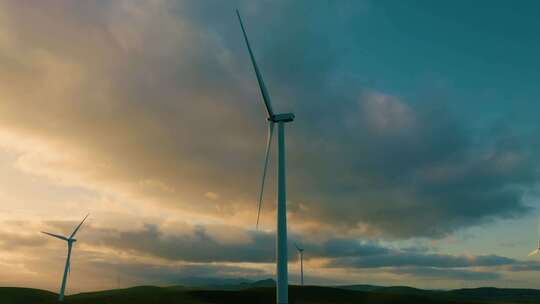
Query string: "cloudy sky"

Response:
xmin=1 ymin=0 xmax=540 ymax=293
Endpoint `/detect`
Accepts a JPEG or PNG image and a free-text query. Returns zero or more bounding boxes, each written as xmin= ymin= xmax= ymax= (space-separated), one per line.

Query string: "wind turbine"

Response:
xmin=529 ymin=218 xmax=540 ymax=257
xmin=42 ymin=214 xmax=89 ymax=302
xmin=294 ymin=243 xmax=305 ymax=286
xmin=236 ymin=10 xmax=295 ymax=304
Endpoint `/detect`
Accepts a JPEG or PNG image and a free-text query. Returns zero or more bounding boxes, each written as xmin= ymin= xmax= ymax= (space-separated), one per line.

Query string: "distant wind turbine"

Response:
xmin=294 ymin=243 xmax=305 ymax=286
xmin=236 ymin=9 xmax=295 ymax=304
xmin=42 ymin=214 xmax=89 ymax=302
xmin=529 ymin=218 xmax=540 ymax=257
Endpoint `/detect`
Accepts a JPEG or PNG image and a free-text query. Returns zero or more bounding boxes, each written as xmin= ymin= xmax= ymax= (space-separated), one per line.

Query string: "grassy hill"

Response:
xmin=0 ymin=287 xmax=57 ymax=304
xmin=67 ymin=286 xmax=200 ymax=304
xmin=189 ymin=286 xmax=479 ymax=304
xmin=447 ymin=287 xmax=540 ymax=303
xmin=2 ymin=284 xmax=540 ymax=304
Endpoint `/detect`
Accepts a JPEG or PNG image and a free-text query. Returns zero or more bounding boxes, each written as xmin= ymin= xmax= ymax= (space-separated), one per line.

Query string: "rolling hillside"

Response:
xmin=0 ymin=287 xmax=57 ymax=304
xmin=2 ymin=283 xmax=540 ymax=304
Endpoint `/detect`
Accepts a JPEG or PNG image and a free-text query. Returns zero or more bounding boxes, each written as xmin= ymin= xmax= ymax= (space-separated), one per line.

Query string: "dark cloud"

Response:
xmin=179 ymin=1 xmax=540 ymax=238
xmin=88 ymin=224 xmax=390 ymax=264
xmin=85 ymin=223 xmax=532 ymax=284
xmin=289 ymin=92 xmax=537 ymax=238
xmin=92 ymin=261 xmax=268 ymax=285
xmin=2 ymin=219 xmax=538 ymax=288
xmin=97 ymin=224 xmax=275 ymax=263
xmin=316 ymin=238 xmax=389 ymax=257
xmin=62 ymin=222 xmax=519 ymax=273
xmin=328 ymin=251 xmax=515 ymax=269
xmin=505 ymin=261 xmax=540 ymax=272
xmin=0 ymin=0 xmax=537 ymax=241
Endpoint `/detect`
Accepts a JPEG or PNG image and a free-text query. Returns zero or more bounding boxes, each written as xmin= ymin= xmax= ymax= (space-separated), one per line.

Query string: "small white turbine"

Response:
xmin=294 ymin=243 xmax=305 ymax=286
xmin=529 ymin=218 xmax=540 ymax=257
xmin=42 ymin=214 xmax=89 ymax=302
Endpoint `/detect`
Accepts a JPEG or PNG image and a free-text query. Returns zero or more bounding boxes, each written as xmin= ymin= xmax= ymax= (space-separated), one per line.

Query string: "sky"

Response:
xmin=1 ymin=0 xmax=540 ymax=292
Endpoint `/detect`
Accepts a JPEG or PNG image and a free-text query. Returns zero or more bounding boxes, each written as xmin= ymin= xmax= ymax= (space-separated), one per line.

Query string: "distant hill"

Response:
xmin=377 ymin=286 xmax=439 ymax=296
xmin=192 ymin=278 xmax=277 ymax=291
xmin=0 ymin=287 xmax=57 ymax=304
xmin=67 ymin=286 xmax=199 ymax=304
xmin=3 ymin=283 xmax=540 ymax=303
xmin=170 ymin=277 xmax=253 ymax=288
xmin=335 ymin=284 xmax=381 ymax=292
xmin=447 ymin=287 xmax=540 ymax=303
xmin=168 ymin=278 xmax=275 ymax=291
xmin=188 ymin=286 xmax=481 ymax=304
xmin=338 ymin=285 xmax=540 ymax=303
xmin=240 ymin=279 xmax=276 ymax=288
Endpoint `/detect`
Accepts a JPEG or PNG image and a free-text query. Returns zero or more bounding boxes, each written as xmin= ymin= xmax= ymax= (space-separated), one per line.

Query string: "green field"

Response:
xmin=3 ymin=283 xmax=540 ymax=304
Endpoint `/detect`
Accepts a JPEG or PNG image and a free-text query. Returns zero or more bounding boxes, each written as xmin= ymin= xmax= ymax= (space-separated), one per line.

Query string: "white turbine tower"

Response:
xmin=529 ymin=218 xmax=540 ymax=257
xmin=42 ymin=214 xmax=89 ymax=302
xmin=236 ymin=10 xmax=295 ymax=304
xmin=294 ymin=243 xmax=305 ymax=286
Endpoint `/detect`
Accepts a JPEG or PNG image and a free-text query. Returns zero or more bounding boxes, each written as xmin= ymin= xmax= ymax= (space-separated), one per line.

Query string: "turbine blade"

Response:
xmin=236 ymin=9 xmax=274 ymax=118
xmin=70 ymin=214 xmax=89 ymax=239
xmin=256 ymin=122 xmax=274 ymax=229
xmin=528 ymin=249 xmax=539 ymax=257
xmin=41 ymin=231 xmax=69 ymax=241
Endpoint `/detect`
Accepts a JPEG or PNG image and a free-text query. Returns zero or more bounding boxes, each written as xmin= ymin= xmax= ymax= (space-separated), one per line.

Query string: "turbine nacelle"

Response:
xmin=269 ymin=113 xmax=295 ymax=123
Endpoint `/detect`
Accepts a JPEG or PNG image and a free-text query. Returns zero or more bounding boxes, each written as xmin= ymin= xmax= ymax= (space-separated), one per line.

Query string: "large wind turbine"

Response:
xmin=236 ymin=10 xmax=295 ymax=304
xmin=42 ymin=214 xmax=89 ymax=302
xmin=294 ymin=243 xmax=305 ymax=286
xmin=529 ymin=218 xmax=540 ymax=257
